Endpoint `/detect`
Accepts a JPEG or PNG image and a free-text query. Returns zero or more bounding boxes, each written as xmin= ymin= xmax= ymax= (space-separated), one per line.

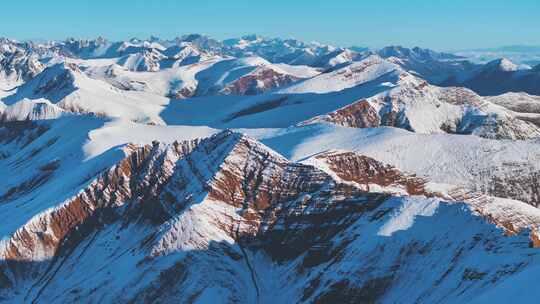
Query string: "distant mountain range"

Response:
xmin=442 ymin=58 xmax=540 ymax=95
xmin=455 ymin=45 xmax=540 ymax=67
xmin=4 ymin=35 xmax=539 ymax=95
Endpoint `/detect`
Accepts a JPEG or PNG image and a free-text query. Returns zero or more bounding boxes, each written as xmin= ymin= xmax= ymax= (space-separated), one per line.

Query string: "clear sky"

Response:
xmin=1 ymin=0 xmax=539 ymax=50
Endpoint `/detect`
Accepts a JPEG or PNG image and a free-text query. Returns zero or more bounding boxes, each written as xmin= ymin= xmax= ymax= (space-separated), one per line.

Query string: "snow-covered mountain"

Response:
xmin=2 ymin=125 xmax=540 ymax=303
xmin=300 ymin=61 xmax=540 ymax=140
xmin=456 ymin=45 xmax=540 ymax=66
xmin=441 ymin=58 xmax=540 ymax=95
xmin=2 ymin=34 xmax=540 ymax=303
xmin=375 ymin=45 xmax=478 ymax=83
xmin=377 ymin=45 xmax=464 ymax=62
xmin=0 ymin=39 xmax=45 ymax=89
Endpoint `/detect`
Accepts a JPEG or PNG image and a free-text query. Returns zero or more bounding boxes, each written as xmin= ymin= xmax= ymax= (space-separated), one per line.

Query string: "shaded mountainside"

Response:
xmin=441 ymin=58 xmax=540 ymax=96
xmin=376 ymin=45 xmax=476 ymax=83
xmin=2 ymin=131 xmax=540 ymax=303
xmin=0 ymin=43 xmax=44 ymax=88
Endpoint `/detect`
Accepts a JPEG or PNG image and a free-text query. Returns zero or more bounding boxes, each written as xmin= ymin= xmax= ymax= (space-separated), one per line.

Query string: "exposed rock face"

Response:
xmin=0 ymin=131 xmax=381 ymax=299
xmin=2 ymin=131 xmax=540 ymax=303
xmin=302 ymin=76 xmax=540 ymax=140
xmin=220 ymin=67 xmax=300 ymax=95
xmin=1 ymin=143 xmax=156 ymax=261
xmin=301 ymin=79 xmax=452 ymax=132
xmin=302 ymin=99 xmax=381 ymax=128
xmin=166 ymin=86 xmax=197 ymax=99
xmin=306 ymin=150 xmax=540 ymax=247
xmin=308 ymin=150 xmax=427 ymax=195
xmin=471 ymin=163 xmax=540 ymax=207
xmin=0 ymin=48 xmax=44 ymax=86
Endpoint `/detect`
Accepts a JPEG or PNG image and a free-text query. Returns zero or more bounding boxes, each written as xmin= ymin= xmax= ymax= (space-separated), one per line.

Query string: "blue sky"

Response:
xmin=1 ymin=0 xmax=539 ymax=50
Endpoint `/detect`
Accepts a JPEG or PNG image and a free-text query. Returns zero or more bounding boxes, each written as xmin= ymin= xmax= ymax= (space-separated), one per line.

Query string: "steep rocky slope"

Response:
xmin=2 ymin=131 xmax=540 ymax=303
xmin=255 ymin=123 xmax=540 ymax=208
xmin=300 ymin=66 xmax=540 ymax=140
xmin=0 ymin=39 xmax=44 ymax=89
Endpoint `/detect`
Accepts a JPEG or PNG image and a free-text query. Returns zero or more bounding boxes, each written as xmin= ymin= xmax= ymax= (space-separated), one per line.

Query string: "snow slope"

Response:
xmin=2 ymin=130 xmax=540 ymax=304
xmin=249 ymin=123 xmax=540 ymax=205
xmin=1 ymin=63 xmax=170 ymax=123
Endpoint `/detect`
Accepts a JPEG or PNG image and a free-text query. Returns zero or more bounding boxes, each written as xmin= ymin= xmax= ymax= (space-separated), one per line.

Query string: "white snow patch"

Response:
xmin=378 ymin=197 xmax=440 ymax=236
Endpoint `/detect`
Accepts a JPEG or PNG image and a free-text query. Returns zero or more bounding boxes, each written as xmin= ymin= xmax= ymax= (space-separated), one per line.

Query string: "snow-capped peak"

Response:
xmin=377 ymin=45 xmax=463 ymax=62
xmin=485 ymin=58 xmax=519 ymax=72
xmin=278 ymin=54 xmax=402 ymax=94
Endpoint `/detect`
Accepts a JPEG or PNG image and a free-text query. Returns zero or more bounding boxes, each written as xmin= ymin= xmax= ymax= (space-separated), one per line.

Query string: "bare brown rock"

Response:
xmin=221 ymin=67 xmax=300 ymax=96
xmin=313 ymin=150 xmax=427 ymax=195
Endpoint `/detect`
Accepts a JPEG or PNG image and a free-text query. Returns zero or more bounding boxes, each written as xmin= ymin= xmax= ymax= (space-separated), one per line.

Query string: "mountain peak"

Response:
xmin=484 ymin=58 xmax=519 ymax=72
xmin=378 ymin=45 xmax=463 ymax=62
xmin=240 ymin=34 xmax=262 ymax=41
